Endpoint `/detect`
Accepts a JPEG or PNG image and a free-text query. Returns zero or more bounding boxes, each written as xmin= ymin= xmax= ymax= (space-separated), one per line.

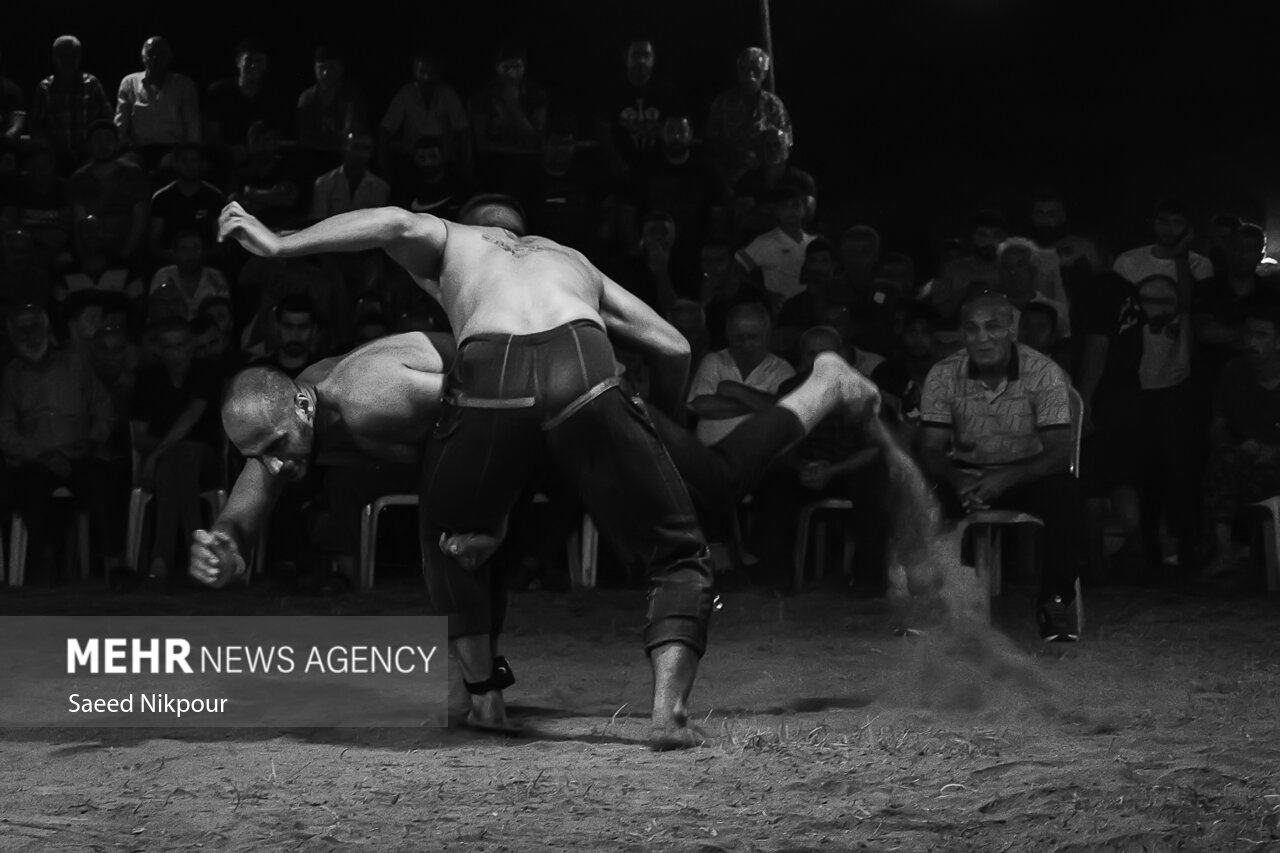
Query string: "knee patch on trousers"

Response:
xmin=643 ymin=580 xmax=719 ymax=658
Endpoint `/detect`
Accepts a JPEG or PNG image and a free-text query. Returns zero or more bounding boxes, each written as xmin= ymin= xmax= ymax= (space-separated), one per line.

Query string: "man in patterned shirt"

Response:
xmin=917 ymin=291 xmax=1081 ymax=641
xmin=705 ymin=48 xmax=792 ymax=184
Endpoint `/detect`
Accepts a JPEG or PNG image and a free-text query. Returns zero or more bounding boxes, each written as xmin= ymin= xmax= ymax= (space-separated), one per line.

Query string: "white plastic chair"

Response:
xmin=793 ymin=499 xmax=855 ymax=589
xmin=8 ymin=488 xmax=92 ymax=587
xmin=125 ymin=422 xmax=226 ymax=572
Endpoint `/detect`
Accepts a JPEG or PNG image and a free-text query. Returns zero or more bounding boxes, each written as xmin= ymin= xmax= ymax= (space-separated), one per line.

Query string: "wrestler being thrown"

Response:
xmin=199 ymin=198 xmax=880 ymax=749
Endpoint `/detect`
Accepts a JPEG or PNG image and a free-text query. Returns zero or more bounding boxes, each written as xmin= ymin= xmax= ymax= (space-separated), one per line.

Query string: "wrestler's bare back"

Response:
xmin=301 ymin=332 xmax=453 ymax=463
xmin=414 ymin=220 xmax=607 ymax=341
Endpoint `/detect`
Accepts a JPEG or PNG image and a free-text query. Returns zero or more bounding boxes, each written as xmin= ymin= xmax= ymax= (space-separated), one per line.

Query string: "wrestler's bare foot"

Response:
xmin=813 ymin=350 xmax=881 ymax=421
xmin=464 ymin=689 xmax=522 ymax=735
xmin=649 ymin=642 xmax=707 ymax=751
xmin=778 ymin=351 xmax=881 ymax=433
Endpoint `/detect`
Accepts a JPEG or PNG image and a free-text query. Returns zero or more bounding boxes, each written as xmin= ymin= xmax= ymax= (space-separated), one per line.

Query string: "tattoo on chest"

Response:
xmin=482 ymin=234 xmax=549 ymax=258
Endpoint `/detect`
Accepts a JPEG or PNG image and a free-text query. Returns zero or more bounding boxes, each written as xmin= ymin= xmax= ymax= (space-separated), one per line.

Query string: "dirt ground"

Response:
xmin=2 ymin=569 xmax=1280 ymax=853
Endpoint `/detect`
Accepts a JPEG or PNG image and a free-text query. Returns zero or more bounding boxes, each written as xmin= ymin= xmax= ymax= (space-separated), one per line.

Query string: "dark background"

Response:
xmin=8 ymin=0 xmax=1279 ymax=265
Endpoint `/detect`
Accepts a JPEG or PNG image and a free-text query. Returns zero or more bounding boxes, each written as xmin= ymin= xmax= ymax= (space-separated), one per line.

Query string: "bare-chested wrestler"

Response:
xmin=207 ymin=197 xmax=878 ymax=748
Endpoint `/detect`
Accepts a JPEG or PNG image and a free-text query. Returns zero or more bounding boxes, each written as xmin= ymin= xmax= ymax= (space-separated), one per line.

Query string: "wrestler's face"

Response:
xmin=233 ymin=401 xmax=315 ymax=481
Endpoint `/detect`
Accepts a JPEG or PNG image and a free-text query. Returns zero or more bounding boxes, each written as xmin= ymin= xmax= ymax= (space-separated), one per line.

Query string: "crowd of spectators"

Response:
xmin=1 ymin=31 xmax=1277 ymax=623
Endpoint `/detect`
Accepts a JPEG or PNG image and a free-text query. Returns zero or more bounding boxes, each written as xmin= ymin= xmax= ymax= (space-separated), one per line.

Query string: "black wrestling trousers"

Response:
xmin=418 ymin=320 xmax=719 ymax=656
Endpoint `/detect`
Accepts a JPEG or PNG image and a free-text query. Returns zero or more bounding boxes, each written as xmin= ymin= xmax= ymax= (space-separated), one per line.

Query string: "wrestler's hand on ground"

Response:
xmin=218 ymin=202 xmax=281 ymax=257
xmin=189 ymin=528 xmax=246 ymax=588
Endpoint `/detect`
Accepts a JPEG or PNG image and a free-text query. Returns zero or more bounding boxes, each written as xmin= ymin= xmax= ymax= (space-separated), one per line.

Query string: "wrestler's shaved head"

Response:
xmin=222 ymin=367 xmax=298 ymax=447
xmin=458 ymin=194 xmax=527 ymax=236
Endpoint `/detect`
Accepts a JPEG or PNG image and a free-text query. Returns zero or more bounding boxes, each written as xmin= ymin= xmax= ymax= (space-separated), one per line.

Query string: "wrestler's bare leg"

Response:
xmin=649 ymin=642 xmax=705 ymax=749
xmin=778 ymin=351 xmax=881 ymax=430
xmin=450 ymin=633 xmax=519 ymax=733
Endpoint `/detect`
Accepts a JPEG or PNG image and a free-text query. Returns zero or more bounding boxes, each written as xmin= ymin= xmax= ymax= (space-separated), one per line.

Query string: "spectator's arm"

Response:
xmin=115 ymin=78 xmax=133 ymax=144
xmin=991 ymin=426 xmax=1073 ymax=492
xmin=715 ymin=380 xmax=780 ymax=412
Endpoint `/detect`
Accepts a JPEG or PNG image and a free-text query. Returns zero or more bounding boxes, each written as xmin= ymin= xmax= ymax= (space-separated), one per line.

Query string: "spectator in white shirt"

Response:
xmin=687 ymin=301 xmax=796 ymax=446
xmin=309 ymin=128 xmax=390 ymax=221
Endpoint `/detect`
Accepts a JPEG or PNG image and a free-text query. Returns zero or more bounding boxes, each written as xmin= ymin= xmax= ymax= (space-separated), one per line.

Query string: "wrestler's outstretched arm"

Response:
xmin=218 ymin=203 xmax=446 ymax=279
xmin=189 ymin=458 xmax=288 ymax=588
xmin=598 ymin=273 xmax=691 ymax=422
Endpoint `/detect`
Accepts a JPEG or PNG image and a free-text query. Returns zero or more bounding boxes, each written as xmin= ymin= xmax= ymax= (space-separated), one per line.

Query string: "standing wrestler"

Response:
xmin=216 ymin=198 xmax=876 ymax=747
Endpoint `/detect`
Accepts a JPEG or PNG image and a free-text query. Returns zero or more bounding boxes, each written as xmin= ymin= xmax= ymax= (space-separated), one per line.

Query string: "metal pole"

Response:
xmin=759 ymin=0 xmax=776 ymax=94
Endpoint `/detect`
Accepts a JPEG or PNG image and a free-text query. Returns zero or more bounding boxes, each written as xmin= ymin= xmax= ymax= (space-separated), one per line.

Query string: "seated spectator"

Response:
xmin=613 ymin=210 xmax=691 ymax=315
xmin=29 ymin=35 xmax=114 ymax=174
xmin=687 ymin=301 xmax=795 ymax=446
xmin=309 ymin=129 xmax=389 ymax=221
xmin=296 ymin=45 xmax=366 ymax=159
xmin=380 ymin=49 xmax=471 ymax=180
xmin=1193 ymin=222 xmax=1275 ymax=381
xmin=705 ymin=47 xmax=792 ymax=183
xmin=391 ymin=134 xmax=469 ymax=220
xmin=917 ymin=291 xmax=1080 ymax=641
xmin=773 ymin=237 xmax=838 ymax=361
xmin=2 ymin=143 xmax=72 ymax=264
xmin=1202 ymin=295 xmax=1280 ymax=581
xmin=114 ymin=36 xmax=201 ymax=169
xmin=70 ymin=121 xmax=150 ymax=265
xmin=227 ymin=121 xmax=302 ymax=229
xmin=250 ymin=293 xmax=322 ymax=377
xmin=132 ymin=318 xmax=222 ymax=584
xmin=351 ymin=293 xmax=391 ymax=345
xmin=239 ymin=254 xmax=346 ymax=357
xmin=930 ymin=210 xmax=1008 ymax=326
xmin=1113 ymin=198 xmax=1215 ymax=299
xmin=0 ymin=305 xmax=122 ymax=584
xmin=62 ymin=288 xmax=106 ymax=365
xmin=623 ymin=115 xmax=730 ymax=266
xmin=148 ymin=230 xmax=231 ymax=322
xmin=734 ymin=185 xmax=815 ymax=309
xmin=1028 ymin=188 xmax=1109 ymax=315
xmin=204 ymin=39 xmax=289 ymax=166
xmin=996 ymin=237 xmax=1072 ymax=340
xmin=59 ymin=233 xmax=146 ymax=307
xmin=468 ymin=42 xmax=548 ymax=194
xmin=1019 ymin=301 xmax=1070 ymax=371
xmin=757 ymin=325 xmax=889 ymax=590
xmin=149 ymin=142 xmax=226 ymax=260
xmin=700 ymin=238 xmax=769 ymax=351
xmin=190 ymin=314 xmax=243 ymax=382
xmin=522 ymin=119 xmax=607 ymax=255
xmin=730 ymin=126 xmax=815 ymax=240
xmin=870 ymin=301 xmax=941 ymax=447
